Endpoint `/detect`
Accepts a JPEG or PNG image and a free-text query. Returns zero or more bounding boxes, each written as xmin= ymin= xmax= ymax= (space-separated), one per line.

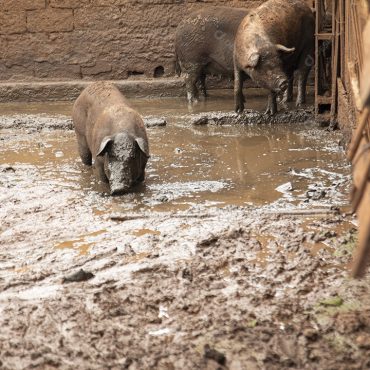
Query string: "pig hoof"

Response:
xmin=264 ymin=108 xmax=277 ymax=116
xmin=111 ymin=188 xmax=128 ymax=196
xmin=187 ymin=99 xmax=199 ymax=106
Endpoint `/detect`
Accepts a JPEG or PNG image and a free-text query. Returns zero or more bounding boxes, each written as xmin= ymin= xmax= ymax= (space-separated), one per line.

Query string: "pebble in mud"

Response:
xmin=157 ymin=195 xmax=169 ymax=203
xmin=143 ymin=117 xmax=167 ymax=128
xmin=62 ymin=269 xmax=95 ymax=283
xmin=204 ymin=344 xmax=226 ymax=366
xmin=1 ymin=166 xmax=15 ymax=172
xmin=54 ymin=151 xmax=64 ymax=158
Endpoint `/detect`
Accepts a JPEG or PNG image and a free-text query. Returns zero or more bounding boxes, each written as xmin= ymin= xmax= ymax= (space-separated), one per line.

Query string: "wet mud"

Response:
xmin=0 ymin=94 xmax=369 ymax=370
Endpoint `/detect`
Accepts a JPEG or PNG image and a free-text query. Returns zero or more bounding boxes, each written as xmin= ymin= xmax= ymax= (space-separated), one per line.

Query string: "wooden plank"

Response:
xmin=317 ymin=96 xmax=333 ymax=104
xmin=348 ymin=107 xmax=369 ymax=161
xmin=351 ymin=138 xmax=370 ymax=277
xmin=330 ymin=1 xmax=339 ymax=123
xmin=344 ymin=0 xmax=351 ymax=91
xmin=345 ymin=0 xmax=370 ymax=278
xmin=340 ymin=0 xmax=345 ymax=80
xmin=360 ymin=18 xmax=370 ymax=107
xmin=347 ymin=61 xmax=363 ymax=111
xmin=316 ymin=33 xmax=334 ymax=39
xmin=351 ymin=185 xmax=370 ymax=278
xmin=315 ymin=0 xmax=335 ymax=120
xmin=351 ymin=146 xmax=370 ymax=212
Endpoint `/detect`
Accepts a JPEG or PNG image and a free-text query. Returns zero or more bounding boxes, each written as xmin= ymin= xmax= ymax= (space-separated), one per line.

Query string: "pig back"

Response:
xmin=250 ymin=0 xmax=314 ymax=51
xmin=72 ymin=82 xmax=130 ymax=138
xmin=175 ymin=6 xmax=248 ymax=73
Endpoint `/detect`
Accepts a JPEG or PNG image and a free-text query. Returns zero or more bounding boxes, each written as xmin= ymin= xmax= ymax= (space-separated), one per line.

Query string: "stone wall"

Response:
xmin=0 ymin=0 xmax=267 ymax=81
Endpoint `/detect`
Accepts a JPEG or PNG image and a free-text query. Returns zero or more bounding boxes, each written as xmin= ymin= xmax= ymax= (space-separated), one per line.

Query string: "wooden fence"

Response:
xmin=315 ymin=0 xmax=370 ymax=277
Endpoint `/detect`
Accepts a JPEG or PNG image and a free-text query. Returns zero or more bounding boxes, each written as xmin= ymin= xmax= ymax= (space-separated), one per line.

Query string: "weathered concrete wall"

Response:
xmin=0 ymin=0 xmax=265 ymax=81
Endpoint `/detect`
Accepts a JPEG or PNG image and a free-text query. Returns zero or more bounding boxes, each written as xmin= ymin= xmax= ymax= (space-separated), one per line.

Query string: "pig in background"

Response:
xmin=234 ymin=0 xmax=315 ymax=115
xmin=174 ymin=6 xmax=248 ymax=103
xmin=72 ymin=82 xmax=150 ymax=195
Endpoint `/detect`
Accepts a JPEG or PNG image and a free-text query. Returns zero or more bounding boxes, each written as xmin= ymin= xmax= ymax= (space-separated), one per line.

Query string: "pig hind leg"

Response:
xmin=185 ymin=66 xmax=202 ymax=103
xmin=95 ymin=157 xmax=109 ymax=183
xmin=198 ymin=71 xmax=208 ymax=98
xmin=76 ymin=133 xmax=92 ymax=165
xmin=234 ymin=67 xmax=247 ymax=113
xmin=284 ymin=72 xmax=294 ymax=103
xmin=296 ymin=50 xmax=313 ymax=107
xmin=296 ymin=68 xmax=310 ymax=107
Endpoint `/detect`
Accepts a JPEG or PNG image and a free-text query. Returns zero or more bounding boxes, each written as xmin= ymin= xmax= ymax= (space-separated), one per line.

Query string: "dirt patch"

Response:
xmin=1 ymin=205 xmax=369 ymax=370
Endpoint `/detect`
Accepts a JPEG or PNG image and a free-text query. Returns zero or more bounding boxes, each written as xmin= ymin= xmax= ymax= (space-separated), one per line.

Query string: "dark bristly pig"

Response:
xmin=72 ymin=82 xmax=150 ymax=195
xmin=174 ymin=6 xmax=248 ymax=103
xmin=234 ymin=0 xmax=315 ymax=115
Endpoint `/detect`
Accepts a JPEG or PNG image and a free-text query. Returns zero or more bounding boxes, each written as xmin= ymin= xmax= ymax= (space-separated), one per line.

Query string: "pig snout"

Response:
xmin=107 ymin=161 xmax=133 ymax=196
xmin=110 ymin=176 xmax=132 ymax=196
xmin=110 ymin=186 xmax=130 ymax=196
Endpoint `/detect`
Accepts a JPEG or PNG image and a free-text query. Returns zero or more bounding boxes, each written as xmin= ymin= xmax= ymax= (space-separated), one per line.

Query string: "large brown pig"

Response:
xmin=234 ymin=0 xmax=315 ymax=114
xmin=175 ymin=6 xmax=248 ymax=103
xmin=72 ymin=82 xmax=150 ymax=195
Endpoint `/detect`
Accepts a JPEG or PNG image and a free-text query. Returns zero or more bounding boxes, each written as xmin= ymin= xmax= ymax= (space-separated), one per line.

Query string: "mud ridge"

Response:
xmin=0 ymin=114 xmax=167 ymax=130
xmin=190 ymin=108 xmax=314 ymax=126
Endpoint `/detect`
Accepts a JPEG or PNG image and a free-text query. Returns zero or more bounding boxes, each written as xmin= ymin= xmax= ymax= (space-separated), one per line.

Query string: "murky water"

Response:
xmin=0 ymin=93 xmax=350 ymax=215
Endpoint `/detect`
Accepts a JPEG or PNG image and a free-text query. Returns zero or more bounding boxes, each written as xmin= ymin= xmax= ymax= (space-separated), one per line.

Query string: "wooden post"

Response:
xmin=350 ymin=15 xmax=370 ymax=278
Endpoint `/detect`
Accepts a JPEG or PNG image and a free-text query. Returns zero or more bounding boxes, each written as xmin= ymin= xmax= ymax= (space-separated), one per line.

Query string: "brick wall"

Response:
xmin=0 ymin=0 xmax=266 ymax=81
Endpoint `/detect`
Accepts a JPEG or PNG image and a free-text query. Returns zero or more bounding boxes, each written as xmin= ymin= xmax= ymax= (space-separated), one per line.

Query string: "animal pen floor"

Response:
xmin=1 ymin=92 xmax=370 ymax=369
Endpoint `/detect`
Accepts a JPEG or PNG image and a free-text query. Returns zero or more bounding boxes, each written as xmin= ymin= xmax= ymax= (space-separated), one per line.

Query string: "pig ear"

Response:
xmin=247 ymin=52 xmax=260 ymax=68
xmin=97 ymin=136 xmax=113 ymax=157
xmin=135 ymin=138 xmax=150 ymax=158
xmin=276 ymin=44 xmax=295 ymax=53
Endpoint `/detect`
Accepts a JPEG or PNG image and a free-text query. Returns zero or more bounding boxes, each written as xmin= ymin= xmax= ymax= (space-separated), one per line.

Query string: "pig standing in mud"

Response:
xmin=72 ymin=82 xmax=150 ymax=195
xmin=175 ymin=6 xmax=248 ymax=103
xmin=234 ymin=0 xmax=315 ymax=115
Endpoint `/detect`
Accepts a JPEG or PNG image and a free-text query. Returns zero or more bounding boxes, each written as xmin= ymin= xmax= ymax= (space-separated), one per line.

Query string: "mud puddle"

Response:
xmin=1 ymin=94 xmax=369 ymax=370
xmin=0 ymin=93 xmax=350 ymax=214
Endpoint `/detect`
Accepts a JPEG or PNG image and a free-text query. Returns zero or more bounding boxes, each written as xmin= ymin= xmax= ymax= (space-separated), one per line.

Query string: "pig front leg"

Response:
xmin=265 ymin=92 xmax=278 ymax=116
xmin=296 ymin=68 xmax=309 ymax=107
xmin=284 ymin=73 xmax=294 ymax=103
xmin=136 ymin=151 xmax=148 ymax=183
xmin=296 ymin=48 xmax=313 ymax=107
xmin=234 ymin=66 xmax=246 ymax=113
xmin=185 ymin=66 xmax=202 ymax=103
xmin=198 ymin=71 xmax=208 ymax=98
xmin=95 ymin=157 xmax=109 ymax=183
xmin=76 ymin=133 xmax=92 ymax=166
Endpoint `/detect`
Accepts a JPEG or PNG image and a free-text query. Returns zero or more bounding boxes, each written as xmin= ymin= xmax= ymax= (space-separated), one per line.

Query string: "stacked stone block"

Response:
xmin=0 ymin=1 xmax=266 ymax=81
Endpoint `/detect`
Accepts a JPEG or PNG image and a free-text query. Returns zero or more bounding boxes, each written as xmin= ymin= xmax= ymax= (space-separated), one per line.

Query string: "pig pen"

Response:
xmin=1 ymin=91 xmax=370 ymax=370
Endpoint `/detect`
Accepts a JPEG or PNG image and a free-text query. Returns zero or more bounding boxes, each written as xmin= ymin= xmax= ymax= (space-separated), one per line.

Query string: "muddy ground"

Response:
xmin=0 ymin=93 xmax=370 ymax=370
